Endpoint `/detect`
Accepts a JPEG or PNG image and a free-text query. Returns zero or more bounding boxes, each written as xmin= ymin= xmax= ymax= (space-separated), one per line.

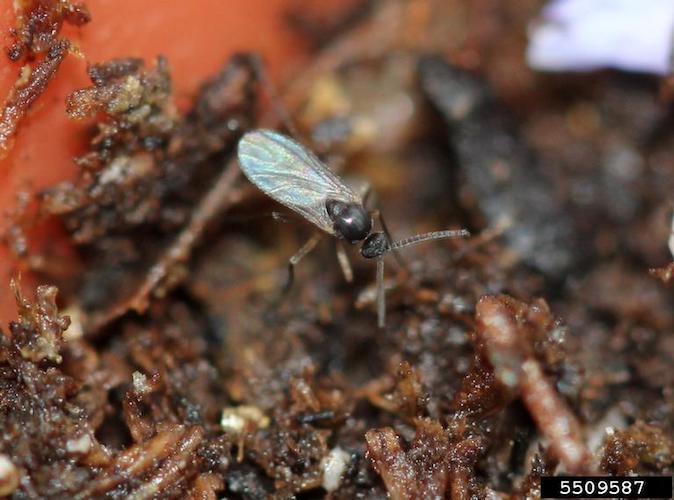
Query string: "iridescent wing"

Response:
xmin=237 ymin=129 xmax=361 ymax=235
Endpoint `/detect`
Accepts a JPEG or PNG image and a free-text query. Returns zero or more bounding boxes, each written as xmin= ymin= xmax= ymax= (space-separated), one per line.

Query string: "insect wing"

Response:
xmin=238 ymin=130 xmax=360 ymax=234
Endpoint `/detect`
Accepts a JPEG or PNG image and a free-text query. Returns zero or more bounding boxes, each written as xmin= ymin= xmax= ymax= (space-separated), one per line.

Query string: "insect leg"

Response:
xmin=359 ymin=182 xmax=407 ymax=270
xmin=371 ymin=208 xmax=408 ymax=271
xmin=283 ymin=233 xmax=322 ymax=295
xmin=248 ymin=53 xmax=301 ymax=140
xmin=376 ymin=256 xmax=386 ymax=328
xmin=353 ymin=179 xmax=375 ymax=208
xmin=335 ymin=240 xmax=354 ymax=283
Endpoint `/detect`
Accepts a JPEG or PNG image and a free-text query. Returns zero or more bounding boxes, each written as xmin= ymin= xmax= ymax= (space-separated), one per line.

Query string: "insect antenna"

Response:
xmin=372 ymin=228 xmax=469 ymax=328
xmin=388 ymin=229 xmax=470 ymax=251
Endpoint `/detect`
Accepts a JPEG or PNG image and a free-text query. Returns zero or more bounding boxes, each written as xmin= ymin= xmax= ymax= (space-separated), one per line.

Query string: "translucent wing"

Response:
xmin=237 ymin=129 xmax=361 ymax=235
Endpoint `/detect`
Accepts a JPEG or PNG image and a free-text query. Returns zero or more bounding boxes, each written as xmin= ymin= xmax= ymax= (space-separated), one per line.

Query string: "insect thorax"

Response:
xmin=325 ymin=199 xmax=372 ymax=244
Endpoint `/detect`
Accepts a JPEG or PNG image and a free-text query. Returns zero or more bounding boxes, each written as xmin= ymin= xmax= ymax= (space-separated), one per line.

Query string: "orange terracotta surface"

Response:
xmin=0 ymin=0 xmax=307 ymax=323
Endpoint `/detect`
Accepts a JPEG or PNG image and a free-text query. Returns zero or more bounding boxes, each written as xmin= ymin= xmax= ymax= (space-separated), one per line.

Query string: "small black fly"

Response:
xmin=237 ymin=129 xmax=468 ymax=327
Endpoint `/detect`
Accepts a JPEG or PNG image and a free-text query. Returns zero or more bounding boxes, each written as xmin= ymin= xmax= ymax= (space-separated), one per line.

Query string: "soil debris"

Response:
xmin=601 ymin=421 xmax=673 ymax=475
xmin=3 ymin=0 xmax=674 ymax=497
xmin=8 ymin=0 xmax=90 ymax=61
xmin=9 ymin=278 xmax=70 ymax=363
xmin=42 ymin=55 xmax=257 ymax=326
xmin=420 ymin=55 xmax=579 ymax=278
xmin=0 ymin=0 xmax=91 ymax=158
xmin=0 ymin=39 xmax=71 ymax=158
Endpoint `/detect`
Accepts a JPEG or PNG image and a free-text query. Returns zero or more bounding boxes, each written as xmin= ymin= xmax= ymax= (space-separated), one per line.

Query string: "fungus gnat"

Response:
xmin=237 ymin=129 xmax=468 ymax=327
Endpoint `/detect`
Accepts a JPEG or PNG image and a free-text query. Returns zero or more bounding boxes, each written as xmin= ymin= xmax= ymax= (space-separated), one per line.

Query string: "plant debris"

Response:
xmin=42 ymin=54 xmax=257 ymax=327
xmin=0 ymin=0 xmax=90 ymax=158
xmin=9 ymin=278 xmax=70 ymax=363
xmin=2 ymin=0 xmax=674 ymax=498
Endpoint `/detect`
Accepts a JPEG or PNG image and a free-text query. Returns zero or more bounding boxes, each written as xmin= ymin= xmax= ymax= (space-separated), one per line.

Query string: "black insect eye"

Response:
xmin=326 ymin=200 xmax=372 ymax=243
xmin=361 ymin=232 xmax=389 ymax=259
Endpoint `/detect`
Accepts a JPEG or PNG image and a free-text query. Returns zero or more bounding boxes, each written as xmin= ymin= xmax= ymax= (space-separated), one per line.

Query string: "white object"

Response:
xmin=321 ymin=447 xmax=350 ymax=492
xmin=0 ymin=454 xmax=18 ymax=496
xmin=66 ymin=434 xmax=92 ymax=455
xmin=527 ymin=0 xmax=674 ymax=75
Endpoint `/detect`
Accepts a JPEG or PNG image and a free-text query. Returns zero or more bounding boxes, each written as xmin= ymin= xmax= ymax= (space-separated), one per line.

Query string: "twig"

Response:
xmin=0 ymin=41 xmax=70 ymax=159
xmin=84 ymin=161 xmax=242 ymax=331
xmin=476 ymin=295 xmax=590 ymax=473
